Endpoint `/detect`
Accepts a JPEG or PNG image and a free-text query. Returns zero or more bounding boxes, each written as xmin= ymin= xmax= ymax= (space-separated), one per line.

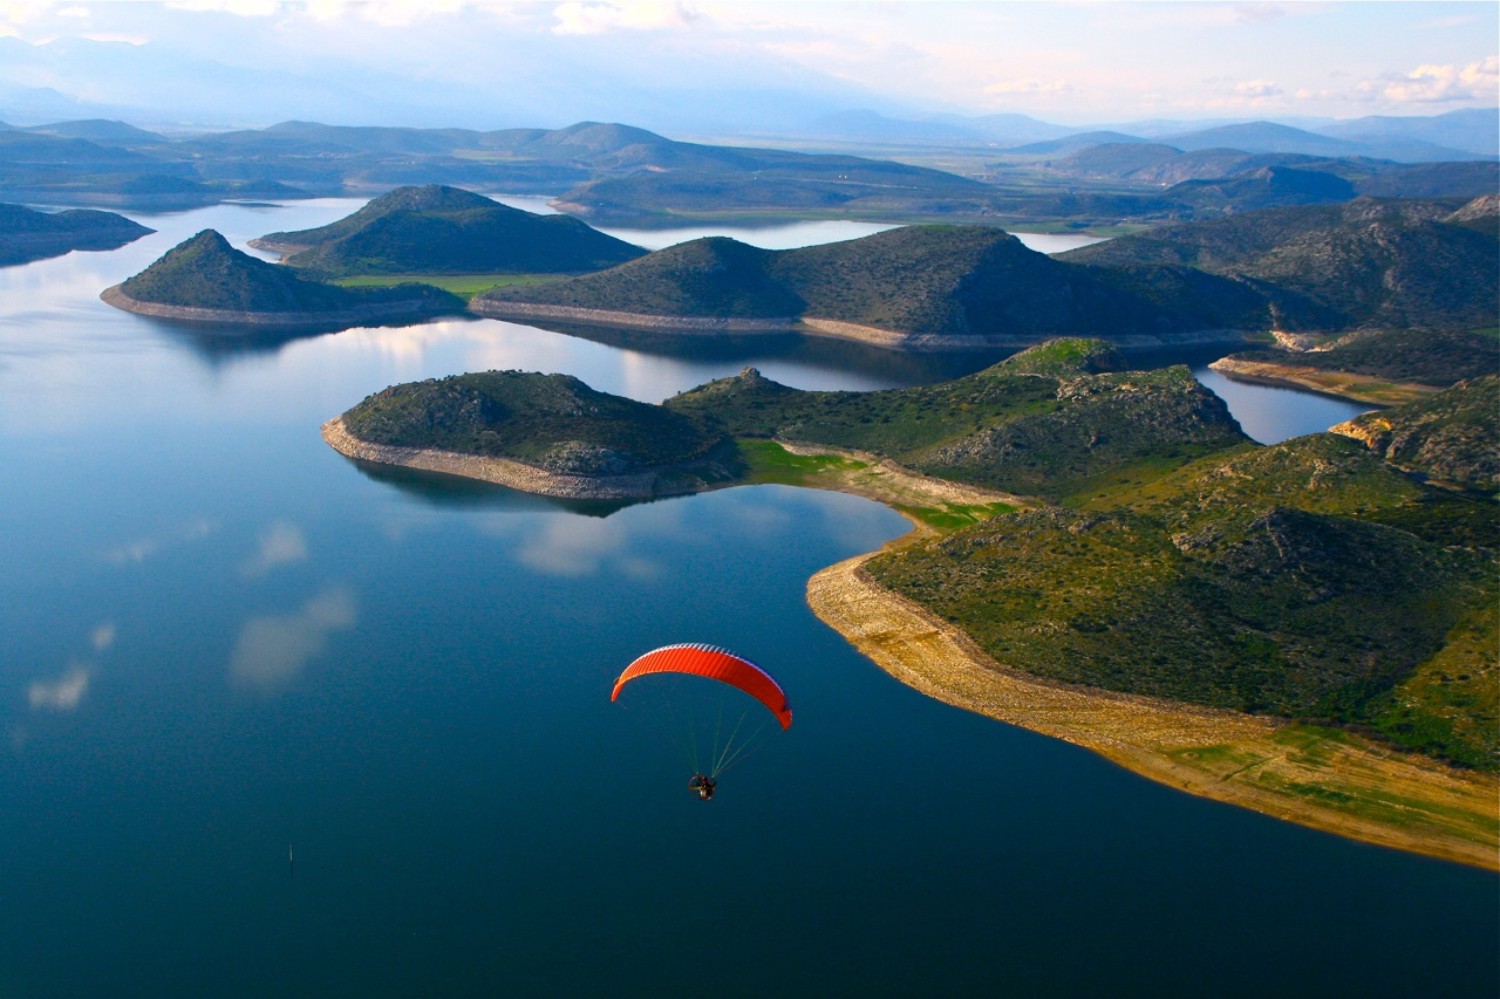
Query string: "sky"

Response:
xmin=0 ymin=1 xmax=1496 ymax=134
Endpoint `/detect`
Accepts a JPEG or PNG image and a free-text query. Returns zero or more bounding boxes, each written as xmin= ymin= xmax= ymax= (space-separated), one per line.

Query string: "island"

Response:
xmin=0 ymin=201 xmax=153 ymax=266
xmin=321 ymin=338 xmax=1498 ymax=869
xmin=250 ymin=184 xmax=646 ymax=277
xmin=101 ymin=229 xmax=466 ymax=328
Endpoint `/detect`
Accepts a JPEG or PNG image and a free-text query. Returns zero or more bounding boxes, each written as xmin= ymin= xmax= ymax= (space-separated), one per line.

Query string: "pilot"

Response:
xmin=688 ymin=773 xmax=717 ymax=801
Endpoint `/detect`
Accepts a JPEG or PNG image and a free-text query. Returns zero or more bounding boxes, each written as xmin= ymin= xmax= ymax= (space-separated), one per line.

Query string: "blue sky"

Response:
xmin=1 ymin=2 xmax=1495 ymax=131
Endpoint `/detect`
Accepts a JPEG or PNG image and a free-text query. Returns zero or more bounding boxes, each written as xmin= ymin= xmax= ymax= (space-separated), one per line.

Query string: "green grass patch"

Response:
xmin=740 ymin=438 xmax=867 ymax=485
xmin=333 ymin=273 xmax=564 ymax=299
xmin=897 ymin=503 xmax=1015 ymax=532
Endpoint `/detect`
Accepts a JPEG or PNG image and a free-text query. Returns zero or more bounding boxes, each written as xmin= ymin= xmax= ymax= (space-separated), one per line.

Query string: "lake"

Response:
xmin=0 ymin=199 xmax=1492 ymax=997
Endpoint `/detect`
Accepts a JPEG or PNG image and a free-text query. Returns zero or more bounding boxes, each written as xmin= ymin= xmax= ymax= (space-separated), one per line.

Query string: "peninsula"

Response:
xmin=0 ymin=201 xmax=153 ymax=266
xmin=102 ymin=229 xmax=465 ymax=328
xmin=322 ymin=339 xmax=1498 ymax=868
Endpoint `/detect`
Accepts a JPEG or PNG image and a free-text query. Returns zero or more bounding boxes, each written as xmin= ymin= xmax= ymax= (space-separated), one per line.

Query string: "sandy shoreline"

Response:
xmin=1207 ymin=356 xmax=1440 ymax=406
xmin=807 ymin=544 xmax=1499 ymax=871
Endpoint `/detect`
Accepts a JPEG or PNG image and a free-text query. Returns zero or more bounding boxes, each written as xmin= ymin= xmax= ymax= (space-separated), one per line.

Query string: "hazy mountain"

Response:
xmin=1004 ymin=131 xmax=1154 ymax=155
xmin=1318 ymin=109 xmax=1499 ymax=159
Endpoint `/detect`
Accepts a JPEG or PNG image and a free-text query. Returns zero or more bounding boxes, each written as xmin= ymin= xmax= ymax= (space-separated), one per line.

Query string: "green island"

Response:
xmin=322 ymin=338 xmax=1499 ymax=869
xmin=0 ymin=201 xmax=153 ymax=265
xmin=100 ymin=228 xmax=466 ymax=328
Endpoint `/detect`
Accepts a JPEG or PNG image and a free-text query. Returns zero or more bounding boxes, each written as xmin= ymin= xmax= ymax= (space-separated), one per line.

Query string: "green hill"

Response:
xmin=0 ymin=202 xmax=153 ymax=265
xmin=1333 ymin=375 xmax=1500 ymax=491
xmin=665 ymin=340 xmax=1250 ymax=501
xmin=340 ymin=370 xmax=731 ymax=475
xmin=865 ymin=429 xmax=1496 ymax=767
xmin=478 ymin=224 xmax=1263 ymax=341
xmin=253 ymin=184 xmax=646 ymax=276
xmin=1061 ymin=198 xmax=1499 ymax=331
xmin=116 ymin=229 xmax=463 ymax=315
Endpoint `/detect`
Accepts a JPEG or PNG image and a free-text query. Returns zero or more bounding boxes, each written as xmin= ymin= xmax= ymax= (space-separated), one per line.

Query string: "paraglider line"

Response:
xmin=711 ymin=713 xmax=768 ymax=778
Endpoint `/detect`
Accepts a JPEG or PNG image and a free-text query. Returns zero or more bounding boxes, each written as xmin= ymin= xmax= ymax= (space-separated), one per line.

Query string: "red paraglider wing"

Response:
xmin=611 ymin=644 xmax=793 ymax=730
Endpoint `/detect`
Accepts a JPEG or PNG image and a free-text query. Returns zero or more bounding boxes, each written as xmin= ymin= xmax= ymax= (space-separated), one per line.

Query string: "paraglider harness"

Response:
xmin=688 ymin=773 xmax=717 ymax=801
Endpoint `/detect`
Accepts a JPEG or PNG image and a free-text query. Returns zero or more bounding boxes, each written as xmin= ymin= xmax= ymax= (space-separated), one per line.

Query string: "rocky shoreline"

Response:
xmin=321 ymin=416 xmax=711 ymax=499
xmin=100 ymin=285 xmax=455 ymax=329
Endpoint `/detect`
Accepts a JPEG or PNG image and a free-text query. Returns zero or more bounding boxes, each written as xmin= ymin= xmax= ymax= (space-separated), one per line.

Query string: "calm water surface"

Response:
xmin=0 ymin=200 xmax=1493 ymax=997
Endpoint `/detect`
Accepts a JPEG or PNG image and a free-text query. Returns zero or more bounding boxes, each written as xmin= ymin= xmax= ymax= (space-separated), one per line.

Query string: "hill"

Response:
xmin=107 ymin=229 xmax=463 ymax=321
xmin=333 ymin=369 xmax=738 ymax=497
xmin=0 ymin=201 xmax=153 ymax=265
xmin=1060 ymin=199 xmax=1500 ymax=331
xmin=251 ymin=184 xmax=646 ymax=276
xmin=475 ymin=224 xmax=1264 ymax=345
xmin=1332 ymin=376 xmax=1500 ymax=491
xmin=1215 ymin=327 xmax=1499 ymax=395
xmin=864 ymin=428 xmax=1496 ymax=768
xmin=664 ymin=341 xmax=1250 ymax=501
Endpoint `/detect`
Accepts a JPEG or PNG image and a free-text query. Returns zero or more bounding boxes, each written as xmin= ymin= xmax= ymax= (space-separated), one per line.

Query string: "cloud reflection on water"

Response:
xmin=230 ymin=586 xmax=357 ymax=694
xmin=102 ymin=517 xmax=217 ymax=565
xmin=240 ymin=519 xmax=308 ymax=578
xmin=28 ymin=664 xmax=91 ymax=712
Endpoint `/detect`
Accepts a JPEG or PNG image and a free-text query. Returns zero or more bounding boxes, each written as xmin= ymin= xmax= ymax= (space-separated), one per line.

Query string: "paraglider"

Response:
xmin=612 ymin=643 xmax=791 ymax=800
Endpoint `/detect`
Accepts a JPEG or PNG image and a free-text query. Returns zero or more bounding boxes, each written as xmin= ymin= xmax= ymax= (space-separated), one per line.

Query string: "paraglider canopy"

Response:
xmin=611 ymin=643 xmax=792 ymax=730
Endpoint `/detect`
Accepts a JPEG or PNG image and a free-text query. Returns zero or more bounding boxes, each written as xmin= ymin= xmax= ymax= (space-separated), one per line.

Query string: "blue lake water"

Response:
xmin=0 ymin=200 xmax=1492 ymax=997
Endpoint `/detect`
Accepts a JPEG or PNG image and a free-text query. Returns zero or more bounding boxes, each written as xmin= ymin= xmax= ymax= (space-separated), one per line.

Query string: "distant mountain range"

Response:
xmin=788 ymin=108 xmax=1498 ymax=162
xmin=4 ymin=112 xmax=1490 ymax=229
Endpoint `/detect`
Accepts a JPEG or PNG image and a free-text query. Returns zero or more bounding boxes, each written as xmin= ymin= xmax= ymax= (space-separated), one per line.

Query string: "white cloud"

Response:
xmin=230 ymin=586 xmax=357 ymax=693
xmin=1380 ymin=57 xmax=1499 ymax=103
xmin=28 ymin=665 xmax=91 ymax=711
xmin=552 ymin=1 xmax=698 ymax=36
xmin=1234 ymin=79 xmax=1283 ymax=99
xmin=240 ymin=520 xmax=308 ymax=578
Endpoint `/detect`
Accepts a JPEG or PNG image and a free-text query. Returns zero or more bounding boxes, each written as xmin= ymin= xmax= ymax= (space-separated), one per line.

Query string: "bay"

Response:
xmin=0 ymin=200 xmax=1490 ymax=997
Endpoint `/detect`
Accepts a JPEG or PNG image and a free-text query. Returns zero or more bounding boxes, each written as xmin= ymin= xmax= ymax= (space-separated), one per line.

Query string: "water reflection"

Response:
xmin=348 ymin=458 xmax=639 ymax=518
xmin=229 ymin=586 xmax=358 ymax=694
